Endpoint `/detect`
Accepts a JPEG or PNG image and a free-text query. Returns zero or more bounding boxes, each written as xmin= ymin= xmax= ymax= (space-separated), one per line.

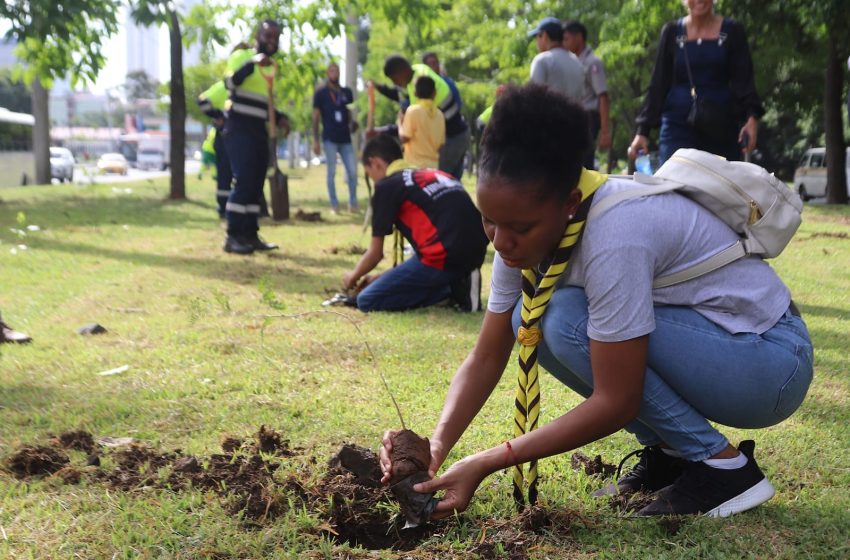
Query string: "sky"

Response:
xmin=92 ymin=6 xmax=347 ymax=96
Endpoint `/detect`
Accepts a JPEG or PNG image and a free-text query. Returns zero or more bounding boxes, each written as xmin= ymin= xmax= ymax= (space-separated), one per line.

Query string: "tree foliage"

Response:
xmin=0 ymin=0 xmax=120 ymax=85
xmin=0 ymin=0 xmax=121 ymax=183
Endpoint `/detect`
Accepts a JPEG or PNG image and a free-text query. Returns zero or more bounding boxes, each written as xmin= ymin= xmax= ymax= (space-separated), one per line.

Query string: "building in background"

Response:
xmin=126 ymin=14 xmax=160 ymax=80
xmin=0 ymin=37 xmax=17 ymax=68
xmin=182 ymin=0 xmax=203 ymax=68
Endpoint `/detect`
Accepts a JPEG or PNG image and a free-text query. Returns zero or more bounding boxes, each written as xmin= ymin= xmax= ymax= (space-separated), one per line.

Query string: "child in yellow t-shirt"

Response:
xmin=398 ymin=76 xmax=445 ymax=169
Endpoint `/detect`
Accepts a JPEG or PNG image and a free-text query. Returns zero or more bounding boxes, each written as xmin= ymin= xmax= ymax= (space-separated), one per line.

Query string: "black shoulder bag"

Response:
xmin=680 ymin=23 xmax=734 ymax=143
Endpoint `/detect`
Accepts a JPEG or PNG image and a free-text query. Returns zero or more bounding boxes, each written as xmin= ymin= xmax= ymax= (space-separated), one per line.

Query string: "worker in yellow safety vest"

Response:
xmin=221 ymin=20 xmax=290 ymax=255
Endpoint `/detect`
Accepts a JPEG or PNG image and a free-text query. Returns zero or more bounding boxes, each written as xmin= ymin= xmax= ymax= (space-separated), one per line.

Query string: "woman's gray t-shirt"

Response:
xmin=487 ymin=176 xmax=791 ymax=342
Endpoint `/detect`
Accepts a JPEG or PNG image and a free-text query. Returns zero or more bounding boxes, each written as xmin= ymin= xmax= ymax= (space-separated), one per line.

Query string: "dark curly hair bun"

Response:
xmin=480 ymin=83 xmax=591 ymax=200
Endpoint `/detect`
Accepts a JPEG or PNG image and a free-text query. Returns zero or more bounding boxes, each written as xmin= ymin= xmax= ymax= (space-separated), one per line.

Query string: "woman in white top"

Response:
xmin=380 ymin=83 xmax=813 ymax=518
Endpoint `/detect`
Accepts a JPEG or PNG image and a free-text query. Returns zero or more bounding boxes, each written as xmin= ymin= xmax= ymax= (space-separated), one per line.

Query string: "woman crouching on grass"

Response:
xmin=380 ymin=83 xmax=813 ymax=517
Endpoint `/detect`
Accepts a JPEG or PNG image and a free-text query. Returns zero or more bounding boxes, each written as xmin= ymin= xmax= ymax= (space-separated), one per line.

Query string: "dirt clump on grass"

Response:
xmin=6 ymin=445 xmax=70 ymax=478
xmin=53 ymin=465 xmax=85 ymax=485
xmin=327 ymin=244 xmax=366 ymax=255
xmin=318 ymin=443 xmax=437 ymax=550
xmin=570 ymin=451 xmax=617 ymax=477
xmin=608 ymin=491 xmax=655 ymax=513
xmin=54 ymin=430 xmax=97 ymax=453
xmin=171 ymin=452 xmax=285 ymax=521
xmin=220 ymin=435 xmax=244 ymax=453
xmin=252 ymin=424 xmax=296 ymax=456
xmin=101 ymin=442 xmax=179 ymax=490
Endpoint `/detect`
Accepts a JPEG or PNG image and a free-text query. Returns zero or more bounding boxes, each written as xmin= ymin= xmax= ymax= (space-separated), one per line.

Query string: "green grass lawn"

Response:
xmin=1 ymin=169 xmax=848 ymax=559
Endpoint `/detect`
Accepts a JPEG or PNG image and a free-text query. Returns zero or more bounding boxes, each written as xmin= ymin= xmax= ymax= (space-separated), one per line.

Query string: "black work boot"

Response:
xmin=248 ymin=235 xmax=278 ymax=251
xmin=224 ymin=235 xmax=255 ymax=255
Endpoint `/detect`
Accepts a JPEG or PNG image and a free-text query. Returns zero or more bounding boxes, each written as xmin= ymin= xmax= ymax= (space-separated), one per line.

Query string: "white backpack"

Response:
xmin=588 ymin=148 xmax=803 ymax=288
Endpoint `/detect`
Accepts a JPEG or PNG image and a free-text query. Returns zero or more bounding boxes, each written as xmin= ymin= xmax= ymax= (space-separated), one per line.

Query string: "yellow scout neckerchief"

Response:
xmin=512 ymin=168 xmax=607 ymax=507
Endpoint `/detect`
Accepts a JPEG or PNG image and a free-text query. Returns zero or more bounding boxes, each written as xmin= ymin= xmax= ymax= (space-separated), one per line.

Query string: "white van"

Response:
xmin=793 ymin=147 xmax=850 ymax=200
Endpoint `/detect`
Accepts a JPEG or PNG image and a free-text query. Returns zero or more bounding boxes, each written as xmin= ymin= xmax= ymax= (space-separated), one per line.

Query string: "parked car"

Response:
xmin=137 ymin=148 xmax=166 ymax=171
xmin=793 ymin=147 xmax=850 ymax=200
xmin=97 ymin=153 xmax=129 ymax=175
xmin=49 ymin=147 xmax=75 ymax=182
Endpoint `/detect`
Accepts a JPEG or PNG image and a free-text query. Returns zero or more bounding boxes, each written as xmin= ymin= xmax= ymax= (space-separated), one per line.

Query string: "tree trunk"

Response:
xmin=168 ymin=9 xmax=186 ymax=200
xmin=31 ymin=78 xmax=50 ymax=185
xmin=345 ymin=10 xmax=359 ymax=155
xmin=824 ymin=31 xmax=848 ymax=204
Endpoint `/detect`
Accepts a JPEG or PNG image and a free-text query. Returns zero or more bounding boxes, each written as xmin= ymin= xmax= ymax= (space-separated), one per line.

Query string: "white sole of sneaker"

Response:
xmin=705 ymin=477 xmax=775 ymax=518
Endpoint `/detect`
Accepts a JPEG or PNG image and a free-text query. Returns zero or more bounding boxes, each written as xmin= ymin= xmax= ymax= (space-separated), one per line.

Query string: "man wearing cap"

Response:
xmin=528 ymin=16 xmax=585 ymax=105
xmin=563 ymin=20 xmax=611 ymax=169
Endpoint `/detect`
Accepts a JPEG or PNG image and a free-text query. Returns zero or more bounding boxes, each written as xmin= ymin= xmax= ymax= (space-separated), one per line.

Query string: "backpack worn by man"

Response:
xmin=589 ymin=148 xmax=804 ymax=288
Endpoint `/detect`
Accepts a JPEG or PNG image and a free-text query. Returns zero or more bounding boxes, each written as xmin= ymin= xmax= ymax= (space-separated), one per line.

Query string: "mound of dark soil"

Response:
xmin=570 ymin=451 xmax=616 ymax=477
xmin=100 ymin=442 xmax=179 ymax=490
xmin=220 ymin=435 xmax=243 ymax=453
xmin=253 ymin=425 xmax=296 ymax=456
xmin=328 ymin=443 xmax=382 ymax=487
xmin=55 ymin=430 xmax=97 ymax=453
xmin=608 ymin=491 xmax=655 ymax=513
xmin=171 ymin=452 xmax=285 ymax=521
xmin=6 ymin=445 xmax=70 ymax=478
xmin=319 ymin=443 xmax=435 ymax=550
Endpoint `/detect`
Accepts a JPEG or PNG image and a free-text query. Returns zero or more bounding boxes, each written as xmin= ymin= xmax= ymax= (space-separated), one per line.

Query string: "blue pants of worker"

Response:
xmin=224 ymin=125 xmax=268 ymax=238
xmin=214 ymin=128 xmax=232 ymax=218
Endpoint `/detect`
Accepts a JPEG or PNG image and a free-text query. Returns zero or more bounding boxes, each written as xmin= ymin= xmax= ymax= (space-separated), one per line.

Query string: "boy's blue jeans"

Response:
xmin=511 ymin=286 xmax=813 ymax=461
xmin=357 ymin=255 xmax=462 ymax=312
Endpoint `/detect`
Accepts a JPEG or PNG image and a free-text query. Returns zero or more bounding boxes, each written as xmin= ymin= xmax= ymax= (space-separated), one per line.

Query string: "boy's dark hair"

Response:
xmin=479 ymin=83 xmax=590 ymax=201
xmin=421 ymin=51 xmax=438 ymax=64
xmin=563 ymin=21 xmax=587 ymax=41
xmin=414 ymin=76 xmax=436 ymax=99
xmin=362 ymin=134 xmax=403 ymax=165
xmin=383 ymin=55 xmax=411 ymax=78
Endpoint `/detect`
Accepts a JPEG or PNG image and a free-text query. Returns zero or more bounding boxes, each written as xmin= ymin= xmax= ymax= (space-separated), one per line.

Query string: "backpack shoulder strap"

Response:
xmin=587 ymin=174 xmax=683 ymax=221
xmin=588 ymin=174 xmax=750 ymax=289
xmin=652 ymin=240 xmax=746 ymax=288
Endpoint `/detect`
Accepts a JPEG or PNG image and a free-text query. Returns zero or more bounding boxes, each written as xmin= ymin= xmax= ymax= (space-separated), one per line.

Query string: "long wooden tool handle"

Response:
xmin=367 ymin=81 xmax=376 ymax=132
xmin=265 ymin=59 xmax=278 ymax=141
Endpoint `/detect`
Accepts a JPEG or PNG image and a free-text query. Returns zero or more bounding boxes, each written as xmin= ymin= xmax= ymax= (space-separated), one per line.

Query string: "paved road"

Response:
xmin=73 ymin=160 xmax=201 ymax=184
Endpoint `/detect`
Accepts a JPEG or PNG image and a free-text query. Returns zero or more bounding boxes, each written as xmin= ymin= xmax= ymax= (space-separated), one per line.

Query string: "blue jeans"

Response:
xmin=323 ymin=140 xmax=358 ymax=210
xmin=511 ymin=287 xmax=813 ymax=461
xmin=357 ymin=255 xmax=460 ymax=312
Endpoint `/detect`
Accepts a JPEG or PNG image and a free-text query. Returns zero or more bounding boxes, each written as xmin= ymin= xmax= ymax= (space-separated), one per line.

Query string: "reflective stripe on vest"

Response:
xmin=225 ymin=49 xmax=274 ymax=121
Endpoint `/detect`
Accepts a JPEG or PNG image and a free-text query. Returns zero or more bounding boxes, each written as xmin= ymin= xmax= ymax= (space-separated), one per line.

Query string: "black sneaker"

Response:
xmin=592 ymin=445 xmax=688 ymax=497
xmin=223 ymin=236 xmax=255 ymax=255
xmin=248 ymin=235 xmax=278 ymax=251
xmin=450 ymin=268 xmax=482 ymax=312
xmin=636 ymin=440 xmax=775 ymax=517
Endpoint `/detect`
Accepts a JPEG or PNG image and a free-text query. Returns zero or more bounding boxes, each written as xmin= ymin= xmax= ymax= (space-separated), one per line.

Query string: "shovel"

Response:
xmin=264 ymin=60 xmax=290 ymax=221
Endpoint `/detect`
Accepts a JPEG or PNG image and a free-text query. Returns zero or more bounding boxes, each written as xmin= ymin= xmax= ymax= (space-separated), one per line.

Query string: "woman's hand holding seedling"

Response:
xmin=410 ymin=452 xmax=492 ymax=519
xmin=379 ymin=429 xmax=445 ymax=484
